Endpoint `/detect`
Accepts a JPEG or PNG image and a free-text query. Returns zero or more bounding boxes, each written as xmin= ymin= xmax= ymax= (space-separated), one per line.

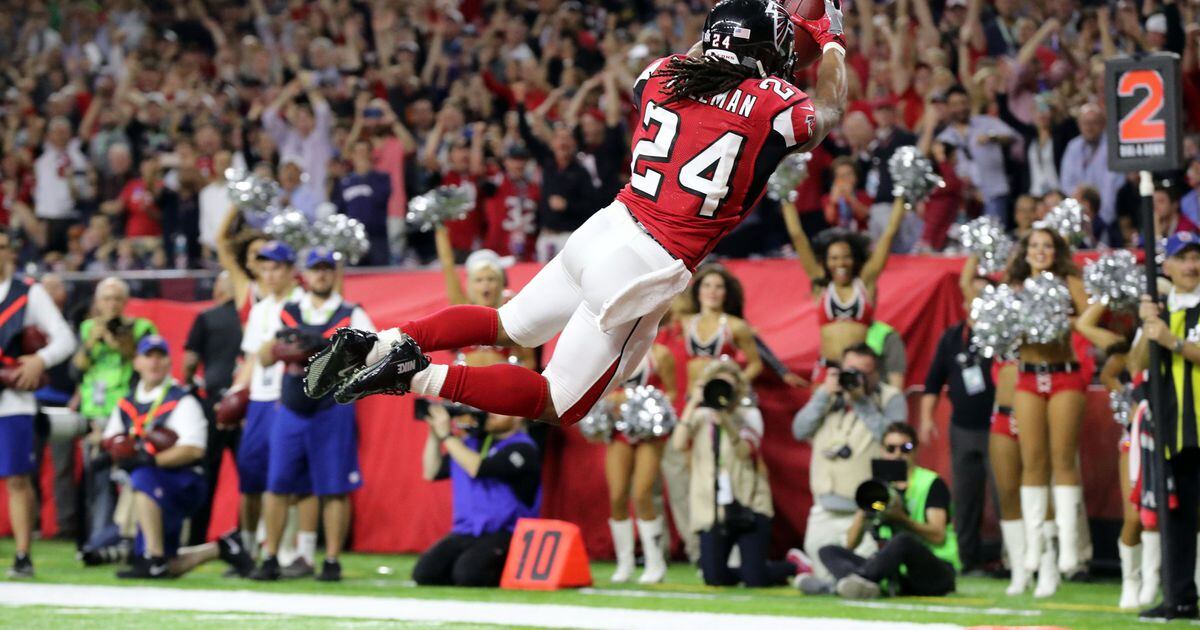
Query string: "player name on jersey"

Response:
xmin=692 ymin=88 xmax=759 ymax=119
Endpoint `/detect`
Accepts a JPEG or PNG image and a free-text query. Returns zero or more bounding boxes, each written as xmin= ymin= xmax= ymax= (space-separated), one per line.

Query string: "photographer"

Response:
xmin=674 ymin=359 xmax=797 ymax=587
xmin=792 ymin=343 xmax=906 ymax=581
xmin=412 ymin=404 xmax=541 ymax=587
xmin=805 ymin=423 xmax=958 ymax=599
xmin=74 ymin=277 xmax=157 ymax=553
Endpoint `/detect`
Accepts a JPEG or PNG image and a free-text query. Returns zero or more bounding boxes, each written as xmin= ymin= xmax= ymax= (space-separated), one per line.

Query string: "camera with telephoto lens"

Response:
xmin=700 ymin=377 xmax=738 ymax=411
xmin=855 ymin=458 xmax=909 ymax=526
xmin=838 ymin=368 xmax=865 ymax=391
xmin=413 ymin=398 xmax=488 ymax=425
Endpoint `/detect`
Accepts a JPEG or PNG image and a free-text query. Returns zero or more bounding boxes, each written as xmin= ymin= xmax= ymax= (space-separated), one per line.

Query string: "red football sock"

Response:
xmin=402 ymin=305 xmax=499 ymax=352
xmin=439 ymin=364 xmax=549 ymax=420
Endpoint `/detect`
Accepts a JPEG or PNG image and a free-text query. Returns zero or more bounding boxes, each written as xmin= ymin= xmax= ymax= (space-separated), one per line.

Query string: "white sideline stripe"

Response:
xmin=578 ymin=587 xmax=755 ymax=601
xmin=844 ymin=600 xmax=1041 ymax=617
xmin=0 ymin=583 xmax=960 ymax=630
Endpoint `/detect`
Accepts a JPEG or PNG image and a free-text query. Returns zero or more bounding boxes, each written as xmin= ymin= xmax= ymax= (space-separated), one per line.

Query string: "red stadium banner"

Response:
xmin=0 ymin=256 xmax=1127 ymax=560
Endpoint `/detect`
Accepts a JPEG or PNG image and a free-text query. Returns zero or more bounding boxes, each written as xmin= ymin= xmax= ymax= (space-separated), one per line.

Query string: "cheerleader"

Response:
xmin=1007 ymin=228 xmax=1091 ymax=597
xmin=960 ymin=255 xmax=1043 ymax=596
xmin=216 ymin=208 xmax=268 ymax=324
xmin=434 ymin=226 xmax=535 ymax=369
xmin=678 ymin=265 xmax=762 ymax=386
xmin=783 ymin=199 xmax=907 ymax=381
xmin=1077 ymin=302 xmax=1159 ymax=609
xmin=599 ymin=345 xmax=677 ymax=584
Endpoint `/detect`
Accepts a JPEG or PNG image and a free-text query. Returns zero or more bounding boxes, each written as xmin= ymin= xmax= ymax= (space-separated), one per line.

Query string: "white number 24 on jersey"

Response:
xmin=629 ymin=101 xmax=746 ymax=218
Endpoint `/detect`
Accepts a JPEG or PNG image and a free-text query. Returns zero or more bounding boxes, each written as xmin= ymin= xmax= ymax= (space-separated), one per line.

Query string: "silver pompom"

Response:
xmin=1083 ymin=250 xmax=1144 ymax=312
xmin=264 ymin=209 xmax=313 ymax=252
xmin=1110 ymin=386 xmax=1134 ymax=426
xmin=888 ymin=146 xmax=943 ymax=206
xmin=970 ymin=283 xmax=1022 ymax=358
xmin=958 ymin=216 xmax=1014 ymax=275
xmin=616 ymin=386 xmax=677 ymax=442
xmin=1020 ymin=272 xmax=1072 ymax=344
xmin=1034 ymin=197 xmax=1091 ymax=245
xmin=406 ymin=184 xmax=477 ymax=233
xmin=767 ymin=152 xmax=812 ymax=202
xmin=577 ymin=400 xmax=615 ymax=443
xmin=226 ymin=169 xmax=281 ymax=227
xmin=312 ymin=214 xmax=371 ymax=264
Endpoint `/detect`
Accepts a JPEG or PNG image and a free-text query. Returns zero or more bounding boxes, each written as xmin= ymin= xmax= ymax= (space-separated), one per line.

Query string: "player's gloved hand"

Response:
xmin=118 ymin=445 xmax=157 ymax=472
xmin=791 ymin=0 xmax=846 ymax=55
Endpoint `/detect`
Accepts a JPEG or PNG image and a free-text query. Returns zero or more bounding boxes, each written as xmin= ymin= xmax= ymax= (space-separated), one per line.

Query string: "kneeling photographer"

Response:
xmin=802 ymin=422 xmax=959 ymax=599
xmin=674 ymin=360 xmax=798 ymax=587
xmin=412 ymin=401 xmax=541 ymax=587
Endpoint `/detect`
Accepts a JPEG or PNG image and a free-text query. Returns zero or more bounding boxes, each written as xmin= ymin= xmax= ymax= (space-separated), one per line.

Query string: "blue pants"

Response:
xmin=236 ymin=400 xmax=276 ymax=494
xmin=267 ymin=403 xmax=362 ymax=497
xmin=0 ymin=415 xmax=35 ymax=477
xmin=982 ymin=195 xmax=1011 ymax=225
xmin=130 ymin=466 xmax=207 ymax=558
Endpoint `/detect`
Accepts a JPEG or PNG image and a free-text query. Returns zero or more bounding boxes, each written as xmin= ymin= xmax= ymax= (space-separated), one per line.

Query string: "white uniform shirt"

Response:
xmin=33 ymin=140 xmax=89 ymax=219
xmin=197 ymin=183 xmax=232 ymax=250
xmin=241 ymin=286 xmax=305 ymax=402
xmin=102 ymin=380 xmax=207 ymax=451
xmin=0 ymin=277 xmax=78 ymax=417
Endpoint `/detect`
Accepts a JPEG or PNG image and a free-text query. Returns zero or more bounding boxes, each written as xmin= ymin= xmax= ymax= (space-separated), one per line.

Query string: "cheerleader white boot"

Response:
xmin=1140 ymin=531 xmax=1162 ymax=606
xmin=637 ymin=517 xmax=667 ymax=584
xmin=1034 ymin=522 xmax=1059 ymax=599
xmin=1053 ymin=485 xmax=1084 ymax=574
xmin=1020 ymin=486 xmax=1049 ymax=571
xmin=1118 ymin=541 xmax=1143 ymax=610
xmin=1000 ymin=520 xmax=1029 ymax=595
xmin=609 ymin=519 xmax=636 ymax=583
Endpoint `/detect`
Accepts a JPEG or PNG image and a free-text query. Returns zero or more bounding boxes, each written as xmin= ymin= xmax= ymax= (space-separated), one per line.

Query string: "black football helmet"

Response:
xmin=702 ymin=0 xmax=795 ymax=78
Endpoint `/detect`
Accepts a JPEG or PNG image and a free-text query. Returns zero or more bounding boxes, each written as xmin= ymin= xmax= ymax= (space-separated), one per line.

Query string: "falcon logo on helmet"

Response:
xmin=703 ymin=0 xmax=795 ymax=78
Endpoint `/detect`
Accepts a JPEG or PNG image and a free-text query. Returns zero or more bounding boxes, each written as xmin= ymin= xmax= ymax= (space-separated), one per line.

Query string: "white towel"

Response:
xmin=596 ymin=258 xmax=691 ymax=333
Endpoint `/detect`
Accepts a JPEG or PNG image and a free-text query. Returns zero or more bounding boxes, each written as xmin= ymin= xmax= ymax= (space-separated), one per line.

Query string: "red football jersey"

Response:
xmin=616 ymin=54 xmax=816 ymax=269
xmin=481 ymin=172 xmax=540 ymax=262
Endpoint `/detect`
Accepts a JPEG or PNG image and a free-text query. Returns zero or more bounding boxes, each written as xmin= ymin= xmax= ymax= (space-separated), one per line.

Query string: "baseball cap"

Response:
xmin=505 ymin=144 xmax=531 ymax=160
xmin=137 ymin=335 xmax=170 ymax=356
xmin=1166 ymin=232 xmax=1200 ymax=257
xmin=256 ymin=240 xmax=296 ymax=264
xmin=305 ymin=246 xmax=340 ymax=269
xmin=946 ymin=0 xmax=967 ymax=7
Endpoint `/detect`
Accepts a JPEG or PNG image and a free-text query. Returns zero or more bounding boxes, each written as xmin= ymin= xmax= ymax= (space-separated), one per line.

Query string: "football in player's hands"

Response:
xmin=215 ymin=387 xmax=250 ymax=428
xmin=21 ymin=326 xmax=48 ymax=355
xmin=102 ymin=434 xmax=137 ymax=461
xmin=785 ymin=0 xmax=845 ymax=69
xmin=0 ymin=365 xmax=49 ymax=391
xmin=145 ymin=426 xmax=178 ymax=453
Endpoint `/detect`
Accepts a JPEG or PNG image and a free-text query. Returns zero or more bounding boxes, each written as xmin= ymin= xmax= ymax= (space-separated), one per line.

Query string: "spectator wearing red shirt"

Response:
xmin=480 ymin=145 xmax=539 ymax=261
xmin=117 ymin=156 xmax=165 ymax=239
xmin=822 ymin=157 xmax=872 ymax=233
xmin=919 ymin=141 xmax=966 ymax=252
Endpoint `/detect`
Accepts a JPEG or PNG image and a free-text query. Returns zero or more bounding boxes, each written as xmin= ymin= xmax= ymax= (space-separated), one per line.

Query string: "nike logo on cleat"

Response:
xmin=396 ymin=360 xmax=417 ymax=373
xmin=149 ymin=564 xmax=168 ymax=577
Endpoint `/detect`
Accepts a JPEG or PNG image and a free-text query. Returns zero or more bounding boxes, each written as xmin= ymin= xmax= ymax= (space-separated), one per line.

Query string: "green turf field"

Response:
xmin=0 ymin=540 xmax=1147 ymax=628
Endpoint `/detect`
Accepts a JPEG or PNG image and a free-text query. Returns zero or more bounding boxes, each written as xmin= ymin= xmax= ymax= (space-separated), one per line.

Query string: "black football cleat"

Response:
xmin=117 ymin=555 xmax=170 ymax=579
xmin=7 ymin=554 xmax=33 ymax=579
xmin=316 ymin=558 xmax=342 ymax=582
xmin=249 ymin=556 xmax=281 ymax=581
xmin=1140 ymin=601 xmax=1200 ymax=620
xmin=304 ymin=328 xmax=380 ymax=399
xmin=217 ymin=530 xmax=255 ymax=577
xmin=280 ymin=558 xmax=314 ymax=579
xmin=334 ymin=335 xmax=430 ymax=404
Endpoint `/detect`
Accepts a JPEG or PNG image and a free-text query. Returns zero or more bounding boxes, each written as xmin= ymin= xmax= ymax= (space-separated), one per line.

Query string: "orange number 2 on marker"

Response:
xmin=1117 ymin=69 xmax=1166 ymax=143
